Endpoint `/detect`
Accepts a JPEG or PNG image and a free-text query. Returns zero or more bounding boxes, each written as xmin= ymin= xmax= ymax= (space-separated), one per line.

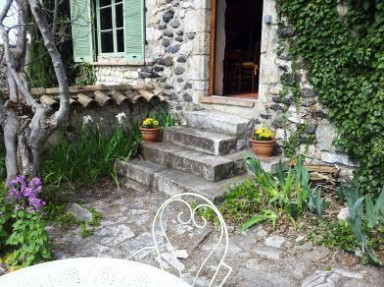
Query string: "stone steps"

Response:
xmin=141 ymin=141 xmax=247 ymax=182
xmin=185 ymin=110 xmax=255 ymax=150
xmin=163 ymin=126 xmax=237 ymax=156
xmin=115 ymin=159 xmax=250 ymax=202
xmin=116 ymin=109 xmax=286 ymax=199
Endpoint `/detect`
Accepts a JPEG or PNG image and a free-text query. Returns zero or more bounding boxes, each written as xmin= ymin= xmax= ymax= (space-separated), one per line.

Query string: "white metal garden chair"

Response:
xmin=129 ymin=193 xmax=232 ymax=287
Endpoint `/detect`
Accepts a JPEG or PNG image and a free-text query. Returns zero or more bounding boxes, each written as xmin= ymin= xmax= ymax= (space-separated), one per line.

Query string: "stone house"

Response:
xmin=70 ymin=0 xmax=356 ymax=171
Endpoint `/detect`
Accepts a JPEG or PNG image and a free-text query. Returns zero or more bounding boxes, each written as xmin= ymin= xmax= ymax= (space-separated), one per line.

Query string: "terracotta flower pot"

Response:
xmin=250 ymin=138 xmax=277 ymax=158
xmin=140 ymin=127 xmax=161 ymax=142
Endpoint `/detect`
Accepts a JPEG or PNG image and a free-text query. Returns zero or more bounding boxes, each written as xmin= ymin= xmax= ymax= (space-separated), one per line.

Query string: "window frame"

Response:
xmin=96 ymin=0 xmax=125 ymax=57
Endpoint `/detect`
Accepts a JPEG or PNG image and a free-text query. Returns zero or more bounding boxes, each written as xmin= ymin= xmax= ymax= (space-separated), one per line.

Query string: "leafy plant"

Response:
xmin=276 ymin=0 xmax=384 ymax=193
xmin=79 ymin=222 xmax=92 ymax=238
xmin=5 ymin=211 xmax=51 ymax=267
xmin=308 ymin=188 xmax=325 ymax=217
xmin=340 ymin=184 xmax=384 ymax=265
xmin=282 ymin=124 xmax=306 ymax=158
xmin=220 ymin=155 xmax=324 ymax=231
xmin=245 ymin=156 xmax=312 ymax=222
xmin=56 ymin=213 xmax=79 ymax=230
xmin=149 ymin=111 xmax=178 ymax=128
xmin=0 ymin=176 xmax=52 ymax=267
xmin=44 ymin=200 xmax=102 ymax=238
xmin=78 ymin=207 xmax=102 ymax=238
xmin=240 ymin=209 xmax=278 ymax=231
xmin=71 ymin=62 xmax=96 ymax=86
xmin=163 ymin=114 xmax=178 ymax=127
xmin=219 ymin=179 xmax=260 ymax=225
xmin=335 ymin=185 xmax=346 ymax=203
xmin=308 ymin=219 xmax=361 ymax=253
xmin=44 ymin=122 xmax=140 ymax=187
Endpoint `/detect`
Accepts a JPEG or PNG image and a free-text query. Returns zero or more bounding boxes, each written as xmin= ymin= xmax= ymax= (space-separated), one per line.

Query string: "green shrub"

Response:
xmin=71 ymin=63 xmax=96 ymax=86
xmin=276 ymin=0 xmax=384 ymax=193
xmin=219 ymin=179 xmax=260 ymax=225
xmin=338 ymin=184 xmax=384 ymax=265
xmin=43 ymin=123 xmax=140 ymax=187
xmin=240 ymin=156 xmax=315 ymax=230
xmin=0 ymin=177 xmax=52 ymax=267
xmin=216 ymin=156 xmax=325 ymax=231
xmin=308 ymin=219 xmax=361 ymax=253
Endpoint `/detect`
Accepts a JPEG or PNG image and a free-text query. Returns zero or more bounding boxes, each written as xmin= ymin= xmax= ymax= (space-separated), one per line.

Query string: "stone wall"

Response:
xmin=94 ymin=0 xmax=356 ymax=170
xmin=95 ymin=0 xmax=212 ymax=118
xmin=49 ymin=99 xmax=168 ymax=146
xmin=255 ymin=0 xmax=356 ymax=171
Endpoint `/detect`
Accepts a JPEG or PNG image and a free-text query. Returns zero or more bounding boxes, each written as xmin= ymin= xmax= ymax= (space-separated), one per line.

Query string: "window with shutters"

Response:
xmin=97 ymin=0 xmax=125 ymax=55
xmin=70 ymin=0 xmax=145 ymax=63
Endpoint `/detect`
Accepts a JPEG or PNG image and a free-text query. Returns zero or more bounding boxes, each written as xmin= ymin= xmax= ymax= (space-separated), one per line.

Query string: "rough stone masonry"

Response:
xmin=94 ymin=0 xmax=358 ymax=172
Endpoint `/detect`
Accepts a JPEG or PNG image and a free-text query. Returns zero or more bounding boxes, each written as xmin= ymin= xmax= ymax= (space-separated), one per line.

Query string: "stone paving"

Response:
xmin=47 ymin=185 xmax=383 ymax=287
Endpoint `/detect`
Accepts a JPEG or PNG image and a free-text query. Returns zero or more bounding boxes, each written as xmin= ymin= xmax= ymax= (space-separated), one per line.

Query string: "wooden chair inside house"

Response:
xmin=223 ymin=48 xmax=259 ymax=95
xmin=238 ymin=43 xmax=260 ymax=94
xmin=238 ymin=61 xmax=258 ymax=93
xmin=223 ymin=50 xmax=243 ymax=95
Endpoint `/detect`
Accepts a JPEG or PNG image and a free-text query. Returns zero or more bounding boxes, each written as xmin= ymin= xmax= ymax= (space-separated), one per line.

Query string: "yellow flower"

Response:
xmin=142 ymin=117 xmax=160 ymax=128
xmin=254 ymin=127 xmax=275 ymax=141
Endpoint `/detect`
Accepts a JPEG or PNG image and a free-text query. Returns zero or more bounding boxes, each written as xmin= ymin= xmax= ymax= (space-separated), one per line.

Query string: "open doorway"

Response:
xmin=212 ymin=0 xmax=263 ymax=98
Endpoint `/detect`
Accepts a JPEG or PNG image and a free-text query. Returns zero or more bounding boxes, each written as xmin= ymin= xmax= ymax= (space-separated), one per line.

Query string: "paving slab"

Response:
xmin=15 ymin=187 xmax=383 ymax=287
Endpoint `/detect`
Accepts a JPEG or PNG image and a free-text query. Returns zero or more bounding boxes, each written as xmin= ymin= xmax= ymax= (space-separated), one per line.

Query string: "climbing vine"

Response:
xmin=275 ymin=0 xmax=384 ymax=193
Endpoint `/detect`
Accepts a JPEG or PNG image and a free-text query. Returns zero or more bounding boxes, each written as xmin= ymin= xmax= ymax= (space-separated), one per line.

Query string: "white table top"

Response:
xmin=0 ymin=257 xmax=190 ymax=287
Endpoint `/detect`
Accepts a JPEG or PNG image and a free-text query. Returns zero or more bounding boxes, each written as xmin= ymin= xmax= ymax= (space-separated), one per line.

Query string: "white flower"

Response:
xmin=82 ymin=115 xmax=93 ymax=125
xmin=115 ymin=112 xmax=127 ymax=125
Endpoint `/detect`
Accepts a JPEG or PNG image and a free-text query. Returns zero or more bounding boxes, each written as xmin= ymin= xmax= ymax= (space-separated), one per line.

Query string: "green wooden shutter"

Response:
xmin=124 ymin=0 xmax=145 ymax=61
xmin=70 ymin=0 xmax=95 ymax=62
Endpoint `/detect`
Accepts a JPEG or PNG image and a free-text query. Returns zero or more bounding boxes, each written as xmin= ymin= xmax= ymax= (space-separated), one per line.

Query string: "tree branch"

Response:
xmin=14 ymin=0 xmax=28 ymax=69
xmin=29 ymin=0 xmax=69 ymax=124
xmin=52 ymin=0 xmax=58 ymax=35
xmin=0 ymin=0 xmax=18 ymax=101
xmin=9 ymin=67 xmax=39 ymax=108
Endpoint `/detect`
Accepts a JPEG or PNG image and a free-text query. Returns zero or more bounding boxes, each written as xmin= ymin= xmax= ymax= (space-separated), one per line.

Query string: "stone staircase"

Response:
xmin=116 ymin=110 xmax=258 ymax=201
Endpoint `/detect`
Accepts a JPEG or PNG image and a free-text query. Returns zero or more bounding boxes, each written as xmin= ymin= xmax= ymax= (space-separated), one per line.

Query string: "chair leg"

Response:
xmin=238 ymin=66 xmax=241 ymax=94
xmin=251 ymin=74 xmax=255 ymax=93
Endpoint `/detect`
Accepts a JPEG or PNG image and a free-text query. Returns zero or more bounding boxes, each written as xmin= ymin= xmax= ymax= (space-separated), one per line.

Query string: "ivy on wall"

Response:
xmin=275 ymin=0 xmax=384 ymax=193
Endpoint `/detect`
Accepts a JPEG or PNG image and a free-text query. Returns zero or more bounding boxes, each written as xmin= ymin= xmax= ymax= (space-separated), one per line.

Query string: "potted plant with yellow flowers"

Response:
xmin=250 ymin=127 xmax=277 ymax=157
xmin=140 ymin=118 xmax=161 ymax=142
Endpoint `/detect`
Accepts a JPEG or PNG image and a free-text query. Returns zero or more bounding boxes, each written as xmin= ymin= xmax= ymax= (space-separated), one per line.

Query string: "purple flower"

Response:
xmin=29 ymin=177 xmax=42 ymax=189
xmin=28 ymin=197 xmax=45 ymax=212
xmin=9 ymin=178 xmax=18 ymax=187
xmin=23 ymin=187 xmax=38 ymax=198
xmin=6 ymin=188 xmax=21 ymax=201
xmin=15 ymin=175 xmax=27 ymax=188
xmin=6 ymin=175 xmax=45 ymax=214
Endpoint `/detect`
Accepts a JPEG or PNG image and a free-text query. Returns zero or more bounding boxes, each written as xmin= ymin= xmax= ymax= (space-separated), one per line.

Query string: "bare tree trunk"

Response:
xmin=29 ymin=0 xmax=69 ymax=124
xmin=0 ymin=0 xmax=70 ymax=181
xmin=4 ymin=112 xmax=18 ymax=180
xmin=1 ymin=0 xmax=20 ymax=181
